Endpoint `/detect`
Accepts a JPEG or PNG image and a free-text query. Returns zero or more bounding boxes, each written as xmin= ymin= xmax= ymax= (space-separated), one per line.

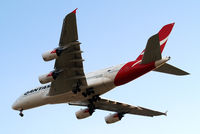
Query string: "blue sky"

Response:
xmin=1 ymin=0 xmax=199 ymax=134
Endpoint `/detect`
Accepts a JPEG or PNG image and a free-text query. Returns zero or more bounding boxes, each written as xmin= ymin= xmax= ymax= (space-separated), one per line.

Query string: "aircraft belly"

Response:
xmin=22 ymin=76 xmax=116 ymax=110
xmin=87 ymin=76 xmax=115 ymax=94
xmin=51 ymin=77 xmax=116 ymax=103
xmin=47 ymin=91 xmax=82 ymax=104
xmin=21 ymin=69 xmax=117 ymax=110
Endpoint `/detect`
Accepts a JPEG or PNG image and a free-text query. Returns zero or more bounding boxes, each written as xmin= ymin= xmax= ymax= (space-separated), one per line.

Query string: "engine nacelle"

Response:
xmin=105 ymin=113 xmax=124 ymax=124
xmin=38 ymin=69 xmax=61 ymax=84
xmin=42 ymin=42 xmax=81 ymax=61
xmin=75 ymin=108 xmax=93 ymax=119
xmin=42 ymin=47 xmax=63 ymax=61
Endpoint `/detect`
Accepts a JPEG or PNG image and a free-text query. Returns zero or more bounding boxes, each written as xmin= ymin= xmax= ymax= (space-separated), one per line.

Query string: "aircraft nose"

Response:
xmin=12 ymin=100 xmax=20 ymax=110
xmin=12 ymin=102 xmax=18 ymax=110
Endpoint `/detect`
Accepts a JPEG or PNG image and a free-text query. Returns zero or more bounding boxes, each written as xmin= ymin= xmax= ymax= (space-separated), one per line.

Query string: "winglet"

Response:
xmin=72 ymin=8 xmax=78 ymax=14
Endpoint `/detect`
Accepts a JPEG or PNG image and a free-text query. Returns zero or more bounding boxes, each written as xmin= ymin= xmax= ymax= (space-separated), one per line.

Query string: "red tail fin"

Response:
xmin=159 ymin=23 xmax=175 ymax=53
xmin=136 ymin=23 xmax=175 ymax=61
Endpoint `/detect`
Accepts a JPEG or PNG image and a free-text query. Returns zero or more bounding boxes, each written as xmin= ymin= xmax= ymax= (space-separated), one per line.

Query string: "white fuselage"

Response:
xmin=12 ymin=64 xmax=124 ymax=111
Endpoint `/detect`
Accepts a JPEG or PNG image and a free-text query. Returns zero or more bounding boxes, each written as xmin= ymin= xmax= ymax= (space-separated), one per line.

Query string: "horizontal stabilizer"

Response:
xmin=154 ymin=63 xmax=189 ymax=75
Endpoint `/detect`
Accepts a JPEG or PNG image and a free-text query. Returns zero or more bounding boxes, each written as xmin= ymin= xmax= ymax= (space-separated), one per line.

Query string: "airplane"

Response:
xmin=12 ymin=8 xmax=189 ymax=124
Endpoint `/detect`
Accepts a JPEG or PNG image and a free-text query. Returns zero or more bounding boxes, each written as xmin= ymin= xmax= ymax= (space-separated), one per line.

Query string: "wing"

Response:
xmin=69 ymin=98 xmax=166 ymax=117
xmin=59 ymin=8 xmax=78 ymax=45
xmin=49 ymin=9 xmax=87 ymax=96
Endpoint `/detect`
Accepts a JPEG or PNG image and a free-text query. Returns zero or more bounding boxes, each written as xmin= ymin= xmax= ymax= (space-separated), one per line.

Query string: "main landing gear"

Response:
xmin=72 ymin=80 xmax=82 ymax=94
xmin=88 ymin=95 xmax=101 ymax=103
xmin=82 ymin=87 xmax=100 ymax=103
xmin=82 ymin=88 xmax=95 ymax=97
xmin=86 ymin=95 xmax=101 ymax=115
xmin=19 ymin=109 xmax=24 ymax=117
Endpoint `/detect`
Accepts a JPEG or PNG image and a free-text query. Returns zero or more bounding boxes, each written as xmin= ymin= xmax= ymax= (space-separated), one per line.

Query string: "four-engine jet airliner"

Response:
xmin=12 ymin=9 xmax=189 ymax=124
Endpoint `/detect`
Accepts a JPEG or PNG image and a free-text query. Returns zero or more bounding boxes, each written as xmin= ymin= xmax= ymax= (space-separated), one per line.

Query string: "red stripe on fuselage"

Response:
xmin=114 ymin=60 xmax=155 ymax=86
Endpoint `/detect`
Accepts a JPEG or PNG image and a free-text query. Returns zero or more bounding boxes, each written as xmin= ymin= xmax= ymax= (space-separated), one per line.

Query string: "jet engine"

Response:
xmin=42 ymin=47 xmax=63 ymax=61
xmin=75 ymin=108 xmax=94 ymax=119
xmin=105 ymin=113 xmax=124 ymax=124
xmin=42 ymin=41 xmax=81 ymax=61
xmin=38 ymin=69 xmax=62 ymax=84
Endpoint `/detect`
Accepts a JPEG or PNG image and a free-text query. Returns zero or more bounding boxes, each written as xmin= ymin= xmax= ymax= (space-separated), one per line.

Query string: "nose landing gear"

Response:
xmin=19 ymin=109 xmax=24 ymax=117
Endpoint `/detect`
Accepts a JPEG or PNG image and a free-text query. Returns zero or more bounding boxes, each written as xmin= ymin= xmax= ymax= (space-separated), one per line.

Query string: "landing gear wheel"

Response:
xmin=77 ymin=87 xmax=81 ymax=92
xmin=91 ymin=95 xmax=100 ymax=102
xmin=19 ymin=109 xmax=24 ymax=117
xmin=87 ymin=92 xmax=91 ymax=96
xmin=91 ymin=90 xmax=95 ymax=94
xmin=72 ymin=89 xmax=77 ymax=94
xmin=81 ymin=88 xmax=95 ymax=97
xmin=19 ymin=113 xmax=24 ymax=117
xmin=88 ymin=99 xmax=93 ymax=104
xmin=82 ymin=92 xmax=87 ymax=97
xmin=97 ymin=96 xmax=101 ymax=101
xmin=88 ymin=95 xmax=100 ymax=104
xmin=72 ymin=80 xmax=82 ymax=94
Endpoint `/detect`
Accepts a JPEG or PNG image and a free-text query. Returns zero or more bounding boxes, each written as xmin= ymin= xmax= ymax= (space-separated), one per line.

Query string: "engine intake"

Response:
xmin=105 ymin=113 xmax=124 ymax=124
xmin=38 ymin=69 xmax=62 ymax=84
xmin=75 ymin=108 xmax=94 ymax=119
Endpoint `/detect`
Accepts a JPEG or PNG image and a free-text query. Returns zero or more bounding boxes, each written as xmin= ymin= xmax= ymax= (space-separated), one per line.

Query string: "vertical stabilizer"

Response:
xmin=136 ymin=23 xmax=175 ymax=64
